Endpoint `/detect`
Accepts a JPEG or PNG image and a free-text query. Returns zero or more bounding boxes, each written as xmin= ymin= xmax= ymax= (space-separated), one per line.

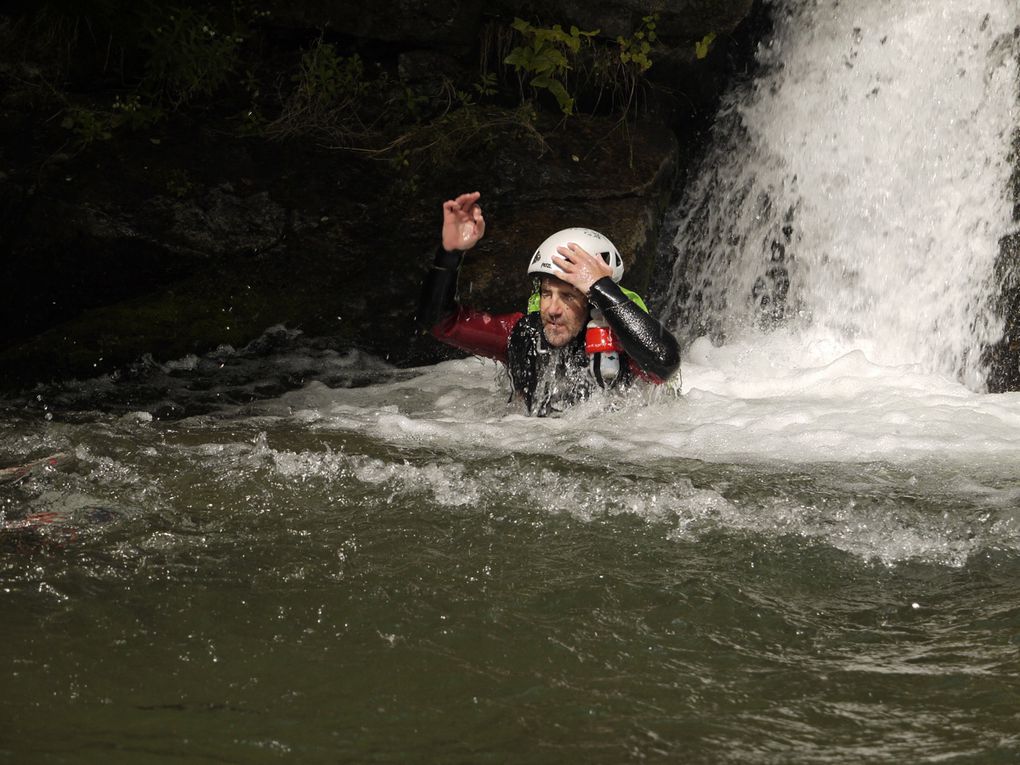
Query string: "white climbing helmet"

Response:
xmin=527 ymin=228 xmax=624 ymax=283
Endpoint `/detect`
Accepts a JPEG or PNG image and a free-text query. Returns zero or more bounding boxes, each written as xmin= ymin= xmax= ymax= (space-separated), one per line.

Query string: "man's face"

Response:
xmin=539 ymin=276 xmax=588 ymax=347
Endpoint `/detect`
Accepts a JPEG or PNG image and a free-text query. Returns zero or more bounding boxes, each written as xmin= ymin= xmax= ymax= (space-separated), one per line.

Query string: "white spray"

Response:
xmin=664 ymin=0 xmax=1019 ymax=389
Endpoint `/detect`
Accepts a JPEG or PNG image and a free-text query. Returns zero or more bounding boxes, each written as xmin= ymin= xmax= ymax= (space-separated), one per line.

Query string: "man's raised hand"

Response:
xmin=442 ymin=192 xmax=486 ymax=252
xmin=553 ymin=242 xmax=614 ymax=294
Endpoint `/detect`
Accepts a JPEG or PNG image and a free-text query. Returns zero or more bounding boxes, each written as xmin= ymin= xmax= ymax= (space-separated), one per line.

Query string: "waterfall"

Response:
xmin=663 ymin=0 xmax=1019 ymax=389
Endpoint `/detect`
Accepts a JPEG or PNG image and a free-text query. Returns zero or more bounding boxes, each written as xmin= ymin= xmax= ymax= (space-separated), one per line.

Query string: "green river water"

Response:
xmin=2 ymin=354 xmax=1019 ymax=763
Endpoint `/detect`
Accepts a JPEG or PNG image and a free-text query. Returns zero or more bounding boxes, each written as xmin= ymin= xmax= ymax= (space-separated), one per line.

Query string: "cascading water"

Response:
xmin=663 ymin=0 xmax=1019 ymax=390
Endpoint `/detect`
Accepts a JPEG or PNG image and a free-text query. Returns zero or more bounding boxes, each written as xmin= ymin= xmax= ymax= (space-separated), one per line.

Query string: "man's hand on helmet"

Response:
xmin=442 ymin=192 xmax=486 ymax=252
xmin=552 ymin=243 xmax=614 ymax=294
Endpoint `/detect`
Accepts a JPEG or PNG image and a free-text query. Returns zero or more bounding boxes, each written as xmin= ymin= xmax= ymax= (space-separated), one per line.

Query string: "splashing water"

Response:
xmin=664 ymin=0 xmax=1019 ymax=389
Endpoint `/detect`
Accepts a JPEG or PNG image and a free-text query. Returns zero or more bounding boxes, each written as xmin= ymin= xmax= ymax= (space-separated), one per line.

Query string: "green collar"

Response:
xmin=527 ymin=286 xmax=648 ymax=314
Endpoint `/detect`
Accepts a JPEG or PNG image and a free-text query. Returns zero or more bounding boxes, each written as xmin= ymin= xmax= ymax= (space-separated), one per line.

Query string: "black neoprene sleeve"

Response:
xmin=415 ymin=246 xmax=464 ymax=329
xmin=588 ymin=277 xmax=681 ymax=381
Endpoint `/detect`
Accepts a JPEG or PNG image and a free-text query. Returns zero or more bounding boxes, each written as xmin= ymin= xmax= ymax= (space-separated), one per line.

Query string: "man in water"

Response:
xmin=417 ymin=191 xmax=680 ymax=415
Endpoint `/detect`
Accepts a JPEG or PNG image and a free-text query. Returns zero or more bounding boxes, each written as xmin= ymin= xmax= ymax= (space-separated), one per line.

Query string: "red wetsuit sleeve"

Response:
xmin=431 ymin=307 xmax=524 ymax=364
xmin=628 ymin=358 xmax=663 ymax=385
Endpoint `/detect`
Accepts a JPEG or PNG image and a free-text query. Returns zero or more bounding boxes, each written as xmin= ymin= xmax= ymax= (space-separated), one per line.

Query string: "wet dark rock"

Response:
xmin=264 ymin=0 xmax=486 ymax=47
xmin=0 ymin=104 xmax=683 ymax=390
xmin=0 ymin=0 xmax=756 ymax=391
xmin=138 ymin=186 xmax=290 ymax=258
xmin=984 ymin=232 xmax=1020 ymax=393
xmin=264 ymin=0 xmax=753 ymax=49
xmin=984 ymin=124 xmax=1020 ymax=393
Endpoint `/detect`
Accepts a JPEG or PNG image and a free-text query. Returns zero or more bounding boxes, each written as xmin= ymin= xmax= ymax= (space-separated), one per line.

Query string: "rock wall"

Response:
xmin=984 ymin=124 xmax=1020 ymax=393
xmin=263 ymin=0 xmax=753 ymax=49
xmin=0 ymin=0 xmax=757 ymax=390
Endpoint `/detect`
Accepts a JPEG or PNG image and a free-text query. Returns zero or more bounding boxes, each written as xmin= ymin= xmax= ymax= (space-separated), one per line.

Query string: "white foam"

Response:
xmin=239 ymin=363 xmax=1020 ymax=564
xmin=254 ymin=350 xmax=1020 ymax=474
xmin=673 ymin=334 xmax=1020 ymax=465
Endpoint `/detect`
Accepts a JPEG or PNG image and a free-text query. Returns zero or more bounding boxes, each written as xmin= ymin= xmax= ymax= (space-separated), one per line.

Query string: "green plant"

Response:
xmin=269 ymin=39 xmax=480 ymax=145
xmin=266 ymin=39 xmax=371 ymax=142
xmin=141 ymin=6 xmax=240 ymax=107
xmin=617 ymin=14 xmax=657 ymax=74
xmin=579 ymin=13 xmax=659 ymax=124
xmin=60 ymin=106 xmax=114 ymax=144
xmin=401 ymin=84 xmax=431 ymax=120
xmin=292 ymin=41 xmax=365 ymax=113
xmin=695 ymin=32 xmax=717 ymax=60
xmin=504 ymin=18 xmax=598 ymax=115
xmin=111 ymin=93 xmax=164 ymax=130
xmin=59 ymin=93 xmax=164 ymax=146
xmin=474 ymin=72 xmax=498 ymax=99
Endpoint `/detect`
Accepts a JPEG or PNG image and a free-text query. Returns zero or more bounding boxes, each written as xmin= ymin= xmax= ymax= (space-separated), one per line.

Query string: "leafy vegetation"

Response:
xmin=140 ymin=6 xmax=242 ymax=107
xmin=695 ymin=32 xmax=717 ymax=60
xmin=617 ymin=14 xmax=658 ymax=74
xmin=266 ymin=39 xmax=370 ymax=142
xmin=0 ymin=3 xmax=713 ymax=163
xmin=58 ymin=95 xmax=165 ymax=146
xmin=503 ymin=18 xmax=599 ymax=115
xmin=589 ymin=13 xmax=661 ymax=121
